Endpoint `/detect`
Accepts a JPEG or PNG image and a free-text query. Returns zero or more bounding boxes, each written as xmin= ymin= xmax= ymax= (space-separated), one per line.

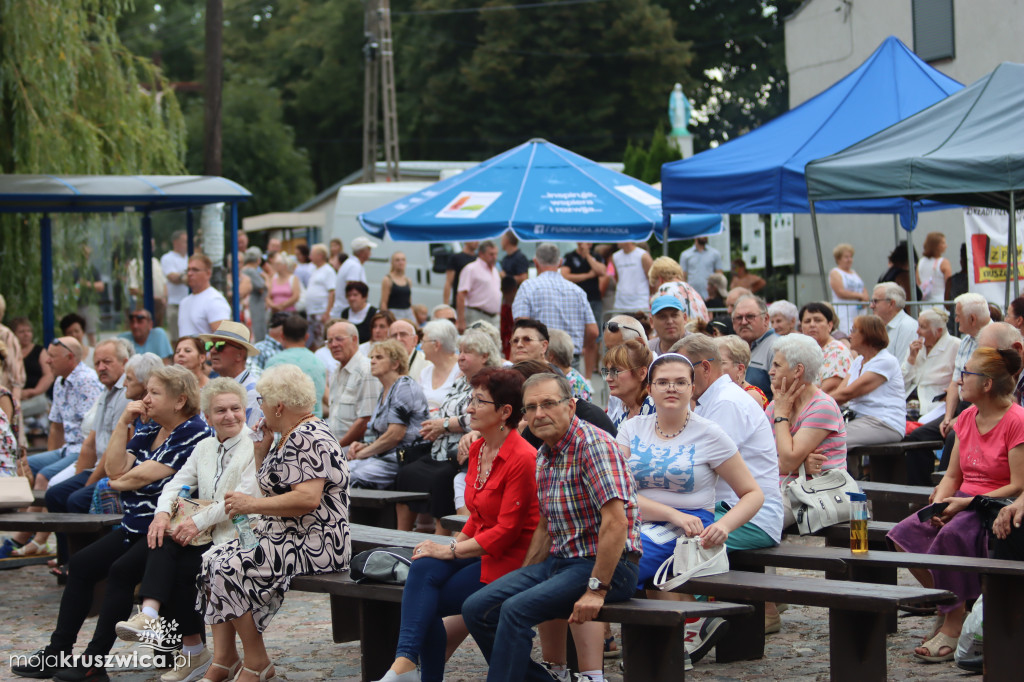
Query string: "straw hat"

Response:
xmin=198 ymin=320 xmax=259 ymax=357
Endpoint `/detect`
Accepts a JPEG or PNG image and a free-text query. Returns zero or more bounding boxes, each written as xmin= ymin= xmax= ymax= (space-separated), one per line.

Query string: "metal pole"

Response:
xmin=230 ymin=203 xmax=240 ymax=321
xmin=41 ymin=214 xmax=54 ymax=345
xmin=906 ymin=220 xmax=917 ymax=307
xmin=809 ymin=201 xmax=829 ymax=300
xmin=893 ymin=214 xmax=899 ymax=248
xmin=142 ymin=212 xmax=155 ymax=315
xmin=663 ymin=215 xmax=670 ymax=258
xmin=1011 ymin=191 xmax=1019 ymax=302
xmin=186 ymin=208 xmax=195 ymax=257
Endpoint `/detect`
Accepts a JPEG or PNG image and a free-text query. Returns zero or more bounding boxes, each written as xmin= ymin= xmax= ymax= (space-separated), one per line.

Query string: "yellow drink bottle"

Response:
xmin=848 ymin=492 xmax=869 ymax=553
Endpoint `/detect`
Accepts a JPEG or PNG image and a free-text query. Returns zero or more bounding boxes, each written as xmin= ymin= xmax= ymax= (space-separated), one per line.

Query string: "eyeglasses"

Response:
xmin=50 ymin=338 xmax=72 ymax=354
xmin=604 ymin=321 xmax=641 ymax=338
xmin=651 ymin=379 xmax=691 ymax=391
xmin=468 ymin=395 xmax=497 ymax=408
xmin=511 ymin=336 xmax=539 ymax=346
xmin=600 ymin=366 xmax=639 ymax=379
xmin=205 ymin=341 xmax=236 ymax=352
xmin=523 ymin=397 xmax=571 ymax=414
xmin=960 ymin=369 xmax=989 ymax=381
xmin=869 ymin=298 xmax=890 ymax=305
xmin=731 ymin=314 xmax=761 ymax=323
xmin=389 ymin=331 xmax=415 ymax=339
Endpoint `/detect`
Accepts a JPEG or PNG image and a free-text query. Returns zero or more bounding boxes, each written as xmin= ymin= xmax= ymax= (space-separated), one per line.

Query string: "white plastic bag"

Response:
xmin=955 ymin=594 xmax=983 ymax=663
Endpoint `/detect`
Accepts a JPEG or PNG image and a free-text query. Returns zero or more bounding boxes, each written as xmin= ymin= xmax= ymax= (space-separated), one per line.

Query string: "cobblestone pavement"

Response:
xmin=1 ymin=536 xmax=975 ymax=682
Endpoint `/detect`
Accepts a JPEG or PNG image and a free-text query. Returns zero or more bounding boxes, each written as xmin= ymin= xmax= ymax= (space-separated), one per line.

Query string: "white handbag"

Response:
xmin=652 ymin=533 xmax=729 ymax=591
xmin=785 ymin=463 xmax=862 ymax=535
xmin=0 ymin=475 xmax=34 ymax=506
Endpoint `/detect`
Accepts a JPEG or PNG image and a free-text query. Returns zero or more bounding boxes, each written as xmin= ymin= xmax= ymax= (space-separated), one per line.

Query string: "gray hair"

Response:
xmin=955 ymin=292 xmax=990 ymax=321
xmin=768 ymin=300 xmax=799 ymax=323
xmin=715 ymin=334 xmax=750 ymax=367
xmin=459 ymin=330 xmax=502 ymax=368
xmin=523 ymin=372 xmax=572 ymax=401
xmin=243 ymin=246 xmax=263 ymax=264
xmin=772 ymin=333 xmax=824 ymax=384
xmin=478 ymin=240 xmax=496 ymax=254
xmin=919 ymin=306 xmax=950 ymax=329
xmin=96 ymin=337 xmax=134 ymax=363
xmin=706 ymin=273 xmax=728 ymax=298
xmin=980 ymin=321 xmax=1022 ymax=350
xmin=256 ymin=364 xmax=317 ymax=413
xmin=200 ymin=377 xmax=248 ymax=415
xmin=124 ymin=352 xmax=163 ymax=385
xmin=607 ymin=314 xmax=648 ymax=343
xmin=734 ymin=294 xmax=768 ymax=315
xmin=328 ymin=320 xmax=359 ymax=341
xmin=546 ymin=329 xmax=575 ymax=368
xmin=431 ymin=304 xmax=456 ymax=319
xmin=422 ymin=319 xmax=459 ymax=354
xmin=875 ymin=282 xmax=906 ymax=309
xmin=671 ymin=333 xmax=719 ymax=362
xmin=534 ymin=243 xmax=561 ymax=267
xmin=465 ymin=319 xmax=501 ymax=350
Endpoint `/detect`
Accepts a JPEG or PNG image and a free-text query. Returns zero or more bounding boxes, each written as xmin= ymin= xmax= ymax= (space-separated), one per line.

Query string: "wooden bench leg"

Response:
xmin=983 ymin=574 xmax=1024 ymax=679
xmin=714 ymin=600 xmax=765 ymax=662
xmin=329 ymin=595 xmax=361 ymax=643
xmin=844 ymin=565 xmax=898 ymax=634
xmin=620 ymin=623 xmax=686 ymax=682
xmin=358 ymin=599 xmax=401 ymax=682
xmin=828 ymin=608 xmax=887 ymax=681
xmin=869 ymin=456 xmax=906 ymax=484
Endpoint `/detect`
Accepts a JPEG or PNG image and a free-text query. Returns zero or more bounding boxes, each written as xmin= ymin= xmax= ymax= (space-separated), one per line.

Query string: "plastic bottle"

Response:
xmin=178 ymin=485 xmax=191 ymax=499
xmin=232 ymin=514 xmax=258 ymax=549
xmin=848 ymin=492 xmax=869 ymax=553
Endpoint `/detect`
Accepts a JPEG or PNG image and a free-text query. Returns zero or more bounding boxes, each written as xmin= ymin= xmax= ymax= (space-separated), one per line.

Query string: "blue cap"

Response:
xmin=846 ymin=492 xmax=867 ymax=501
xmin=651 ymin=295 xmax=685 ymax=316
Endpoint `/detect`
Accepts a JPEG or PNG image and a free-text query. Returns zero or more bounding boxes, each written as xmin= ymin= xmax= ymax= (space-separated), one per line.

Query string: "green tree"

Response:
xmin=0 ymin=0 xmax=186 ymax=320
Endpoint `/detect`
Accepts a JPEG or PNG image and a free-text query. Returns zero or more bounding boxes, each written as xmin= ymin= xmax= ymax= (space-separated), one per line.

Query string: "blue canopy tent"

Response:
xmin=0 ymin=175 xmax=252 ymax=342
xmin=660 ymin=36 xmax=963 ymax=296
xmin=358 ymin=138 xmax=721 ymax=246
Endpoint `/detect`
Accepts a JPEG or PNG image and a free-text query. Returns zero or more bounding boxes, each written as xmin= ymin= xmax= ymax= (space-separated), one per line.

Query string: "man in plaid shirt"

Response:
xmin=464 ymin=373 xmax=642 ymax=682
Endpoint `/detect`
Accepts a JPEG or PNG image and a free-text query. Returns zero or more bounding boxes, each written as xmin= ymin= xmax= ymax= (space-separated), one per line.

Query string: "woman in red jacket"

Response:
xmin=375 ymin=368 xmax=539 ymax=682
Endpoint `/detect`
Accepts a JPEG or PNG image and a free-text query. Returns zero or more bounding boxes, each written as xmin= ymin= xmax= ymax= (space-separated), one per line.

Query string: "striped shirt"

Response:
xmin=768 ymin=389 xmax=848 ymax=485
xmin=511 ymin=271 xmax=596 ymax=354
xmin=536 ymin=416 xmax=642 ymax=559
xmin=955 ymin=327 xmax=981 ymax=377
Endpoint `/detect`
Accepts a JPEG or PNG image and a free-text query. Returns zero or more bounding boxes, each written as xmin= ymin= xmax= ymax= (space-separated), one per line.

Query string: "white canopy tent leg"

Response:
xmin=810 ymin=201 xmax=829 ymax=300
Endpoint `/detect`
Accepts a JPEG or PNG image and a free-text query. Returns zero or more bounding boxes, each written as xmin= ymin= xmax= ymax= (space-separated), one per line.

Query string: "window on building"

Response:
xmin=913 ymin=0 xmax=955 ymax=62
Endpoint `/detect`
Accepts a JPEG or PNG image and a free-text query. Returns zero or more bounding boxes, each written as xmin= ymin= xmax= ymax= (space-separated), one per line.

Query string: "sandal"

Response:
xmin=11 ymin=540 xmax=53 ymax=558
xmin=603 ymin=635 xmax=621 ymax=659
xmin=234 ymin=661 xmax=276 ymax=682
xmin=201 ymin=659 xmax=241 ymax=682
xmin=913 ymin=631 xmax=957 ymax=662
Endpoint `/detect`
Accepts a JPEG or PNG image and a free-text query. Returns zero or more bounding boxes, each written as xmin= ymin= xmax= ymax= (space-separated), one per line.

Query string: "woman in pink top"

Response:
xmin=888 ymin=347 xmax=1024 ymax=663
xmin=765 ymin=334 xmax=848 ymax=527
xmin=266 ymin=253 xmax=300 ymax=313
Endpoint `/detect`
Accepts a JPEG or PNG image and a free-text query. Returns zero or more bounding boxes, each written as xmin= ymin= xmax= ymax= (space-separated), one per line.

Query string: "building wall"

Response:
xmin=785 ymin=0 xmax=1024 ymax=305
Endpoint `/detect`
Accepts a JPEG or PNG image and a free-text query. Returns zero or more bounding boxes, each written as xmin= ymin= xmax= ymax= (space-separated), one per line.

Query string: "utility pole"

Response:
xmin=362 ymin=0 xmax=400 ymax=183
xmin=203 ymin=0 xmax=223 ymax=176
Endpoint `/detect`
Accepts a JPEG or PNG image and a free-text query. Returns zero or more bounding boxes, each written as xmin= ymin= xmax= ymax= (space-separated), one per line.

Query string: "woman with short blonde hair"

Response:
xmin=829 ymin=243 xmax=868 ymax=334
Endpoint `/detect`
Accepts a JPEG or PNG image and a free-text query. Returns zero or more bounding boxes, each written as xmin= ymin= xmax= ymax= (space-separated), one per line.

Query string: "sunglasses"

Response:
xmin=205 ymin=341 xmax=235 ymax=352
xmin=128 ymin=314 xmax=150 ymax=322
xmin=604 ymin=321 xmax=641 ymax=338
xmin=51 ymin=338 xmax=73 ymax=354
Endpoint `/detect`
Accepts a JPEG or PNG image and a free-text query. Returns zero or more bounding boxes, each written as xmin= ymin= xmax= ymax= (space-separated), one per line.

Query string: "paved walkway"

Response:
xmin=1 ymin=537 xmax=972 ymax=681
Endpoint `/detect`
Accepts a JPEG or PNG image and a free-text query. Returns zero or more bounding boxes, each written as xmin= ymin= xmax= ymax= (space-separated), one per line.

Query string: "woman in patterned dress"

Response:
xmin=198 ymin=364 xmax=351 ymax=682
xmin=798 ymin=302 xmax=852 ymax=394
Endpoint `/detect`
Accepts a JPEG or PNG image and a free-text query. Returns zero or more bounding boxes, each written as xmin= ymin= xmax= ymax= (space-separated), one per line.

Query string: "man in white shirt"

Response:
xmin=305 ymin=244 xmax=337 ymax=349
xmin=177 ymin=254 xmax=231 ymax=338
xmin=160 ymin=230 xmax=189 ymax=340
xmin=611 ymin=242 xmax=652 ymax=311
xmin=869 ymin=282 xmax=918 ymax=364
xmin=901 ymin=308 xmax=960 ymax=409
xmin=331 ymin=236 xmax=377 ymax=316
xmin=675 ymin=333 xmax=786 ymax=657
xmin=326 ymin=320 xmax=381 ymax=451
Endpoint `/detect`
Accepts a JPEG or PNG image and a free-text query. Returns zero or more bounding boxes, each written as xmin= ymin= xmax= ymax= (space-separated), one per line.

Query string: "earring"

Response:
xmin=276 ymin=410 xmax=283 ymax=418
xmin=499 ymin=424 xmax=505 ymax=432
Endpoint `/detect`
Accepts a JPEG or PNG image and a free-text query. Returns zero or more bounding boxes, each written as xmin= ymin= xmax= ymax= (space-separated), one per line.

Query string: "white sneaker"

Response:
xmin=115 ymin=611 xmax=160 ymax=644
xmin=159 ymin=648 xmax=212 ymax=682
xmin=372 ymin=670 xmax=420 ymax=682
xmin=685 ymin=616 xmax=730 ymax=664
xmin=540 ymin=662 xmax=570 ymax=682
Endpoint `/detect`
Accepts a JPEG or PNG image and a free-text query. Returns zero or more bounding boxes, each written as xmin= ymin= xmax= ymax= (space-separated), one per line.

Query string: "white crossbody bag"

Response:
xmin=652 ymin=530 xmax=729 ymax=591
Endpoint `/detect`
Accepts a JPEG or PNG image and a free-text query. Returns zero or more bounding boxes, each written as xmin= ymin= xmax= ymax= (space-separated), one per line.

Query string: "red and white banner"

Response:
xmin=963 ymin=207 xmax=1024 ymax=304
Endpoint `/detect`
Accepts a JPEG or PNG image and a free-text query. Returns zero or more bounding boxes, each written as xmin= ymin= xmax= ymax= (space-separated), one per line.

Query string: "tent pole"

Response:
xmin=186 ymin=208 xmax=195 ymax=257
xmin=230 ymin=203 xmax=240 ymax=321
xmin=142 ymin=212 xmax=155 ymax=316
xmin=41 ymin=214 xmax=54 ymax=345
xmin=663 ymin=218 xmax=669 ymax=258
xmin=906 ymin=225 xmax=917 ymax=310
xmin=1012 ymin=191 xmax=1019 ymax=302
xmin=809 ymin=201 xmax=828 ymax=300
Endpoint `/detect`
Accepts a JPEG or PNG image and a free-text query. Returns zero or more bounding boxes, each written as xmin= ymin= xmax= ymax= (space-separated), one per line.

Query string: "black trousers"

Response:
xmin=49 ymin=527 xmax=148 ymax=657
xmin=139 ymin=539 xmax=210 ymax=637
xmin=903 ymin=400 xmax=969 ymax=485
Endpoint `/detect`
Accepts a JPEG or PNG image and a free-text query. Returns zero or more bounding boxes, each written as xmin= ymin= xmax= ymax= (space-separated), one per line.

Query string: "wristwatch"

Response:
xmin=443 ymin=417 xmax=451 ymax=432
xmin=773 ymin=417 xmax=790 ymax=424
xmin=588 ymin=577 xmax=610 ymax=592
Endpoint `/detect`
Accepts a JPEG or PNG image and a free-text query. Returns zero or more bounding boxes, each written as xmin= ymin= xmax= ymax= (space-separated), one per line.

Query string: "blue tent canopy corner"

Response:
xmin=358 ymin=138 xmax=722 ymax=245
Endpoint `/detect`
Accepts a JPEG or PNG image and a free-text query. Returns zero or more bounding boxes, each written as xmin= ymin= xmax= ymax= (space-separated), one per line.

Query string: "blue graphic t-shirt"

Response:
xmin=616 ymin=412 xmax=736 ymax=512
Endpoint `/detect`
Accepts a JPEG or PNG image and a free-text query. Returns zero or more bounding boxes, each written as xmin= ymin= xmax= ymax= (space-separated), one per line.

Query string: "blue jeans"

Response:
xmin=463 ymin=555 xmax=638 ymax=682
xmin=395 ymin=557 xmax=482 ymax=682
xmin=28 ymin=447 xmax=76 ymax=481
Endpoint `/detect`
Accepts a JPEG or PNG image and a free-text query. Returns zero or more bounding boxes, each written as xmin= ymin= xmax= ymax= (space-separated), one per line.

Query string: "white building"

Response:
xmin=785 ymin=0 xmax=1024 ymax=303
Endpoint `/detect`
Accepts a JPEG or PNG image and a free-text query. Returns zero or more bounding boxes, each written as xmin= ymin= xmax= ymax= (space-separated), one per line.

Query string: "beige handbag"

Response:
xmin=0 ymin=475 xmax=34 ymax=507
xmin=168 ymin=496 xmax=214 ymax=546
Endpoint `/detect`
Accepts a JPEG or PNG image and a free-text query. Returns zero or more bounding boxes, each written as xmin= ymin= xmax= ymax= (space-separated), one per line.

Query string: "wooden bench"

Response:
xmin=847 ymin=440 xmax=944 ymax=483
xmin=672 ymin=570 xmax=954 ymax=681
xmin=858 ymin=481 xmax=932 ymax=522
xmin=349 ymin=489 xmax=430 ymax=529
xmin=293 ymin=572 xmax=751 ymax=682
xmin=0 ymin=512 xmax=122 ymax=556
xmin=729 ymin=544 xmax=1024 ymax=679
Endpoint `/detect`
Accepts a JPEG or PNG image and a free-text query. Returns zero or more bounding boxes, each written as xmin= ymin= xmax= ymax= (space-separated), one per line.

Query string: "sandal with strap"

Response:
xmin=233 ymin=661 xmax=277 ymax=682
xmin=913 ymin=631 xmax=957 ymax=663
xmin=11 ymin=539 xmax=52 ymax=558
xmin=201 ymin=659 xmax=241 ymax=682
